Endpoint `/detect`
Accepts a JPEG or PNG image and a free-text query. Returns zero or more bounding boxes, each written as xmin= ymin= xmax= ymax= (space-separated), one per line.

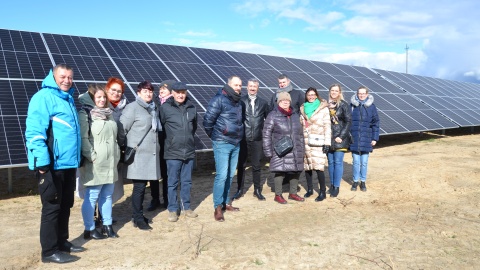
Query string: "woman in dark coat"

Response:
xmin=263 ymin=92 xmax=305 ymax=204
xmin=326 ymin=84 xmax=352 ymax=197
xmin=349 ymin=86 xmax=380 ymax=192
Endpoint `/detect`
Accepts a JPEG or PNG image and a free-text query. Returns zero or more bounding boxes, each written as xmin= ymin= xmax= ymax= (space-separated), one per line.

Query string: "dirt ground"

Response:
xmin=1 ymin=128 xmax=479 ymax=270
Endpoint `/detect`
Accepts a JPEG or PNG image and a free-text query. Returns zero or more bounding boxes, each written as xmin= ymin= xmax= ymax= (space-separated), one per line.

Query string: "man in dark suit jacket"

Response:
xmin=232 ymin=78 xmax=269 ymax=201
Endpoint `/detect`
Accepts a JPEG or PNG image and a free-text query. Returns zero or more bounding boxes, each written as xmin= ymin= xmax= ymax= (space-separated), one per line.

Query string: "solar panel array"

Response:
xmin=0 ymin=28 xmax=479 ymax=168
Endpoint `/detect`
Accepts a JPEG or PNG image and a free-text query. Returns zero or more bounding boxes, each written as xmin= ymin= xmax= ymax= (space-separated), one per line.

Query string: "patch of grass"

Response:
xmin=308 ymin=242 xmax=319 ymax=247
xmin=253 ymin=258 xmax=264 ymax=265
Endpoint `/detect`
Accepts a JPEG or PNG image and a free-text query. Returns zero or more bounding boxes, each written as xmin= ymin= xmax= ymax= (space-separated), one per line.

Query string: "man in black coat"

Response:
xmin=232 ymin=78 xmax=269 ymax=201
xmin=159 ymin=82 xmax=198 ymax=222
xmin=269 ymin=74 xmax=305 ymax=113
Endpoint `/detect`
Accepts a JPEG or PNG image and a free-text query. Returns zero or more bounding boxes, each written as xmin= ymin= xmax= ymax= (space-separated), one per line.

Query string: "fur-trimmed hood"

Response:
xmin=351 ymin=94 xmax=374 ymax=107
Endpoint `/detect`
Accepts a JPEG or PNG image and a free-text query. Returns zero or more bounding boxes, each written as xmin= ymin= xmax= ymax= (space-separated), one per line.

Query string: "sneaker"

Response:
xmin=351 ymin=182 xmax=358 ymax=191
xmin=288 ymin=193 xmax=305 ymax=202
xmin=360 ymin=182 xmax=367 ymax=192
xmin=183 ymin=209 xmax=198 ymax=218
xmin=168 ymin=211 xmax=178 ymax=222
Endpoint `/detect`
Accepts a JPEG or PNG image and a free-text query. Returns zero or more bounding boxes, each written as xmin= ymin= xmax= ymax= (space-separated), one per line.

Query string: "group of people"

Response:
xmin=26 ymin=64 xmax=198 ymax=263
xmin=25 ymin=64 xmax=379 ymax=264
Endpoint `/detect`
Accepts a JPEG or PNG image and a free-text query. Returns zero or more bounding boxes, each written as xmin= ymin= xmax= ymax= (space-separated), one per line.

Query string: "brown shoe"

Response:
xmin=288 ymin=193 xmax=305 ymax=202
xmin=214 ymin=205 xmax=224 ymax=222
xmin=223 ymin=204 xmax=240 ymax=212
xmin=274 ymin=195 xmax=287 ymax=204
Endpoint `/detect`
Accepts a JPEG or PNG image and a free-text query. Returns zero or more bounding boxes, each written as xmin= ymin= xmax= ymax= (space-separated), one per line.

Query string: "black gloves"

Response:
xmin=37 ymin=170 xmax=57 ymax=202
xmin=322 ymin=145 xmax=330 ymax=154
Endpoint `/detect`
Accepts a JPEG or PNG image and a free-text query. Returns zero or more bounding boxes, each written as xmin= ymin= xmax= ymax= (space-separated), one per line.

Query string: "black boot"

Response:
xmin=360 ymin=182 xmax=367 ymax=192
xmin=315 ymin=190 xmax=326 ymax=201
xmin=253 ymin=188 xmax=266 ymax=201
xmin=84 ymin=229 xmax=107 ymax=240
xmin=327 ymin=184 xmax=334 ymax=194
xmin=102 ymin=225 xmax=119 ymax=238
xmin=351 ymin=182 xmax=359 ymax=191
xmin=147 ymin=199 xmax=161 ymax=211
xmin=232 ymin=189 xmax=244 ymax=200
xmin=304 ymin=189 xmax=314 ymax=198
xmin=330 ymin=187 xmax=340 ymax=197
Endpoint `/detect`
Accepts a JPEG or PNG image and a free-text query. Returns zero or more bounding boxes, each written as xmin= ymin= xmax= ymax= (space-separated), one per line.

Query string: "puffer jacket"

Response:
xmin=349 ymin=94 xmax=380 ymax=153
xmin=329 ymin=100 xmax=352 ymax=150
xmin=240 ymin=95 xmax=269 ymax=141
xmin=78 ymin=93 xmax=120 ymax=186
xmin=159 ymin=96 xmax=197 ymax=160
xmin=203 ymin=87 xmax=244 ymax=145
xmin=25 ymin=69 xmax=81 ymax=170
xmin=300 ymin=100 xmax=331 ymax=171
xmin=263 ymin=106 xmax=304 ymax=173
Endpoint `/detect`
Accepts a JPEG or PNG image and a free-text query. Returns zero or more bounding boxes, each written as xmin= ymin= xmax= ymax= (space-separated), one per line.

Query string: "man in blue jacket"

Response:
xmin=203 ymin=75 xmax=244 ymax=222
xmin=25 ymin=64 xmax=83 ymax=264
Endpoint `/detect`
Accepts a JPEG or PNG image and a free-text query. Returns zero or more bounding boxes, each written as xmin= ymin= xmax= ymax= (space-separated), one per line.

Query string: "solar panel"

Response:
xmin=1 ymin=28 xmax=479 ymax=168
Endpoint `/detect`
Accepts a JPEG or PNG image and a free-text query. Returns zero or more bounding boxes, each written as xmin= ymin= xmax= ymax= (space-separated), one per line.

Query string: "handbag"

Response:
xmin=274 ymin=136 xmax=294 ymax=157
xmin=122 ymin=126 xmax=152 ymax=165
xmin=306 ymin=128 xmax=324 ymax=147
xmin=274 ymin=115 xmax=295 ymax=157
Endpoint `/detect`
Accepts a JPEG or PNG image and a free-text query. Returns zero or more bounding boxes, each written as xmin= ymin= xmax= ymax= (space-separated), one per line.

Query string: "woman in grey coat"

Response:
xmin=119 ymin=81 xmax=161 ymax=230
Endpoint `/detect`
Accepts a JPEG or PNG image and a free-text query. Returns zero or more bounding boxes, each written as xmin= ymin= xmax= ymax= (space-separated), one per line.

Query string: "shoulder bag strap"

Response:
xmin=134 ymin=126 xmax=152 ymax=150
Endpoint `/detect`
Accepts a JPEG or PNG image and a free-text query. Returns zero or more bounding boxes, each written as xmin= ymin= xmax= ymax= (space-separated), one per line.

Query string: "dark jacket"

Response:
xmin=349 ymin=94 xmax=380 ymax=153
xmin=240 ymin=95 xmax=269 ymax=141
xmin=160 ymin=97 xmax=197 ymax=160
xmin=263 ymin=106 xmax=304 ymax=173
xmin=269 ymin=89 xmax=305 ymax=114
xmin=203 ymin=88 xmax=244 ymax=145
xmin=330 ymin=100 xmax=352 ymax=150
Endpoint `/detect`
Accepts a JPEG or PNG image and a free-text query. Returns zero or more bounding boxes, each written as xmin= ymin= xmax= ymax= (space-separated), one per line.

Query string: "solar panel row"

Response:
xmin=0 ymin=28 xmax=479 ymax=167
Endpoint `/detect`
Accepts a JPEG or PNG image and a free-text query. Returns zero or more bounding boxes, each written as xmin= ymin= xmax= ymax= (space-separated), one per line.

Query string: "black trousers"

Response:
xmin=132 ymin=180 xmax=147 ymax=222
xmin=305 ymin=170 xmax=326 ymax=191
xmin=150 ymin=134 xmax=168 ymax=204
xmin=236 ymin=140 xmax=264 ymax=190
xmin=39 ymin=168 xmax=76 ymax=257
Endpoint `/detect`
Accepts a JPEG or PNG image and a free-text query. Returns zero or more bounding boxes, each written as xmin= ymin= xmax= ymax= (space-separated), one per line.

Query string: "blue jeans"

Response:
xmin=166 ymin=159 xmax=194 ymax=212
xmin=81 ymin=183 xmax=114 ymax=230
xmin=352 ymin=151 xmax=369 ymax=182
xmin=212 ymin=141 xmax=240 ymax=208
xmin=327 ymin=151 xmax=345 ymax=188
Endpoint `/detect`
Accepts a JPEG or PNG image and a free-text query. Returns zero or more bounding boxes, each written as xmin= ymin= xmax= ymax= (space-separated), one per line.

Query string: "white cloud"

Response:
xmin=275 ymin=38 xmax=301 ymax=45
xmin=313 ymin=50 xmax=427 ymax=75
xmin=181 ymin=30 xmax=216 ymax=38
xmin=196 ymin=41 xmax=282 ymax=56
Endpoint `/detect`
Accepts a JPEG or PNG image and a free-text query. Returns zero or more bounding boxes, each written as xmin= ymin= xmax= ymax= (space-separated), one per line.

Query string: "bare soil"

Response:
xmin=1 ymin=128 xmax=479 ymax=269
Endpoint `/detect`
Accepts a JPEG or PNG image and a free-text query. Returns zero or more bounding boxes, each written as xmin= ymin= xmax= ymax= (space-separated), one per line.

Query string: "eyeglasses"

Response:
xmin=109 ymin=88 xmax=122 ymax=94
xmin=140 ymin=89 xmax=153 ymax=94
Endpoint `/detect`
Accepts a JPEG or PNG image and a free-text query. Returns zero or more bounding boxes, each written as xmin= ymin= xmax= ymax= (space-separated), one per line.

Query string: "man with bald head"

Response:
xmin=203 ymin=75 xmax=244 ymax=222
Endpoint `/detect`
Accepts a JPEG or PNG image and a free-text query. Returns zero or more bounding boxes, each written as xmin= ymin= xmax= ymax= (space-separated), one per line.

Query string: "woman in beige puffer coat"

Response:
xmin=300 ymin=87 xmax=331 ymax=202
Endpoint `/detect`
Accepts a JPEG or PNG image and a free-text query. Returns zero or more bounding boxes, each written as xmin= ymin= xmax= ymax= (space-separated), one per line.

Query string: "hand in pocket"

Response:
xmin=37 ymin=171 xmax=57 ymax=202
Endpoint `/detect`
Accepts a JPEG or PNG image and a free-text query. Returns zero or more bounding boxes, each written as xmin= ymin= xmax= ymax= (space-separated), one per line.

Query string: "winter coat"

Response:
xmin=269 ymin=89 xmax=305 ymax=114
xmin=300 ymin=100 xmax=331 ymax=171
xmin=263 ymin=106 xmax=304 ymax=173
xmin=203 ymin=88 xmax=244 ymax=145
xmin=240 ymin=95 xmax=269 ymax=141
xmin=349 ymin=94 xmax=380 ymax=153
xmin=109 ymin=96 xmax=127 ymax=123
xmin=119 ymin=100 xmax=161 ymax=181
xmin=329 ymin=100 xmax=352 ymax=150
xmin=25 ymin=69 xmax=81 ymax=170
xmin=159 ymin=97 xmax=197 ymax=160
xmin=77 ymin=93 xmax=120 ymax=186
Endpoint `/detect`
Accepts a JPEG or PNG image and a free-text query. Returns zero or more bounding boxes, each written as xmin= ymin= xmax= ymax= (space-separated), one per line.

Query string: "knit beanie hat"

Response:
xmin=277 ymin=91 xmax=292 ymax=104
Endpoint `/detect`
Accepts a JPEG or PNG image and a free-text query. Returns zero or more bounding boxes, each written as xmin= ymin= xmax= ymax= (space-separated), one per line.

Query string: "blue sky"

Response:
xmin=1 ymin=0 xmax=479 ymax=83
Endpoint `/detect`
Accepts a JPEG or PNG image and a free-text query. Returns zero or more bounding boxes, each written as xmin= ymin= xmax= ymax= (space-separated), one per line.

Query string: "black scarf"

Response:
xmin=223 ymin=84 xmax=241 ymax=103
